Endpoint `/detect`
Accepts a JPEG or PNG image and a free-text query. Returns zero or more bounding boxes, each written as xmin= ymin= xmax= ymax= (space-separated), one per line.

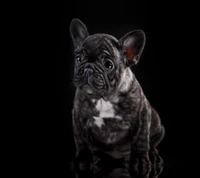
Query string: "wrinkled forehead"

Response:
xmin=81 ymin=34 xmax=121 ymax=57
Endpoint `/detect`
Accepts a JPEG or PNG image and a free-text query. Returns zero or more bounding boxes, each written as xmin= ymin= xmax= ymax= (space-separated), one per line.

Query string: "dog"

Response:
xmin=69 ymin=18 xmax=165 ymax=177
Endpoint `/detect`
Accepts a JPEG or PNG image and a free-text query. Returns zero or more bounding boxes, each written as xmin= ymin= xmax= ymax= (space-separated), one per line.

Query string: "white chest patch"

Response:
xmin=93 ymin=116 xmax=104 ymax=128
xmin=93 ymin=98 xmax=122 ymax=128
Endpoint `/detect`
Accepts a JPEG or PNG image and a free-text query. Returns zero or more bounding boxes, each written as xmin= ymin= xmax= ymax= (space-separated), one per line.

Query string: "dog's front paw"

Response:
xmin=71 ymin=149 xmax=94 ymax=172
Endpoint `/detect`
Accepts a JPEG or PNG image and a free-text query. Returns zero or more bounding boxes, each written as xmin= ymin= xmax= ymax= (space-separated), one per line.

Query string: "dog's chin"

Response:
xmin=81 ymin=84 xmax=94 ymax=95
xmin=80 ymin=83 xmax=107 ymax=97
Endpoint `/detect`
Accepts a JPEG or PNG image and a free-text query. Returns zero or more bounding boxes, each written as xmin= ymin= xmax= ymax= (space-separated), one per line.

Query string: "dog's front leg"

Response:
xmin=130 ymin=109 xmax=151 ymax=178
xmin=71 ymin=110 xmax=94 ymax=172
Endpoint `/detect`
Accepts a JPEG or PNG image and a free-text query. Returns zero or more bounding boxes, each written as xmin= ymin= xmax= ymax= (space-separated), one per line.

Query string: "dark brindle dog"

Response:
xmin=69 ymin=19 xmax=165 ymax=178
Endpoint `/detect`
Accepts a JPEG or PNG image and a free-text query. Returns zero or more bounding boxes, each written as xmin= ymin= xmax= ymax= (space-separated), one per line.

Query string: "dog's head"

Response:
xmin=70 ymin=19 xmax=145 ymax=98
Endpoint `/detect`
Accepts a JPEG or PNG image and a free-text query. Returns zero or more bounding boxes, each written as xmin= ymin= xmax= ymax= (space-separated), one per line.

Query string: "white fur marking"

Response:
xmin=93 ymin=98 xmax=121 ymax=128
xmin=118 ymin=68 xmax=133 ymax=92
xmin=115 ymin=115 xmax=122 ymax=120
xmin=95 ymin=99 xmax=115 ymax=118
xmin=107 ymin=137 xmax=112 ymax=143
xmin=93 ymin=116 xmax=104 ymax=128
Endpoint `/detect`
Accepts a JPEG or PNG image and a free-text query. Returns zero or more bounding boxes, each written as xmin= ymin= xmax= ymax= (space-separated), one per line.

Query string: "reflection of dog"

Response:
xmin=70 ymin=19 xmax=165 ymax=177
xmin=72 ymin=152 xmax=163 ymax=178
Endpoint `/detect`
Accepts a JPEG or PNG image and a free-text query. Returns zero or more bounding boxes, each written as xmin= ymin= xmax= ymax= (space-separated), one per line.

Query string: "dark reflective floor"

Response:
xmin=67 ymin=151 xmax=164 ymax=178
xmin=65 ymin=153 xmax=193 ymax=178
xmin=70 ymin=162 xmax=163 ymax=178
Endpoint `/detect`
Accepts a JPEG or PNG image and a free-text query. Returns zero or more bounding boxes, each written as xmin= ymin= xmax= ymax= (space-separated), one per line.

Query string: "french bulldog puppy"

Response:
xmin=69 ymin=18 xmax=165 ymax=178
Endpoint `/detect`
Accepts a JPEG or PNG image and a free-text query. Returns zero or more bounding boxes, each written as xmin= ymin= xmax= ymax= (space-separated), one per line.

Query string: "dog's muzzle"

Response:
xmin=74 ymin=63 xmax=107 ymax=95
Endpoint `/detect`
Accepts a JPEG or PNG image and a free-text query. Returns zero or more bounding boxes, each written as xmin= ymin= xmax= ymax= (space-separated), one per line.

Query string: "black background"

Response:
xmin=56 ymin=0 xmax=198 ymax=177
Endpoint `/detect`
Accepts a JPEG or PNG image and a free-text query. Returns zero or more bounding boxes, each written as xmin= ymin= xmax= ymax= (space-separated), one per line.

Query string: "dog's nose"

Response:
xmin=84 ymin=68 xmax=93 ymax=76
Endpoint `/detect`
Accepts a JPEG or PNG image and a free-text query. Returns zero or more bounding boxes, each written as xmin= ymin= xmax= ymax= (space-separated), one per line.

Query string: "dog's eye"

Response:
xmin=104 ymin=60 xmax=114 ymax=69
xmin=75 ymin=56 xmax=81 ymax=64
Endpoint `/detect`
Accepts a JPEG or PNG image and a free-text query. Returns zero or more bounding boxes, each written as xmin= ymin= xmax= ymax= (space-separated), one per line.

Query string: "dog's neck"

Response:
xmin=118 ymin=68 xmax=134 ymax=93
xmin=104 ymin=68 xmax=137 ymax=103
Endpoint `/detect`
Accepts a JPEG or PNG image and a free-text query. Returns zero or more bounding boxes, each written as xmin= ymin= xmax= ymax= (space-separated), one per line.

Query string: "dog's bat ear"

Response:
xmin=119 ymin=30 xmax=146 ymax=66
xmin=70 ymin=18 xmax=89 ymax=49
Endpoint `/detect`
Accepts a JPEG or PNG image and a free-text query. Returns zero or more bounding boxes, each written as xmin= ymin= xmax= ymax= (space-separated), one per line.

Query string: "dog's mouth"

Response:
xmin=83 ymin=74 xmax=106 ymax=94
xmin=88 ymin=74 xmax=105 ymax=87
xmin=74 ymin=72 xmax=107 ymax=95
xmin=73 ymin=63 xmax=109 ymax=95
